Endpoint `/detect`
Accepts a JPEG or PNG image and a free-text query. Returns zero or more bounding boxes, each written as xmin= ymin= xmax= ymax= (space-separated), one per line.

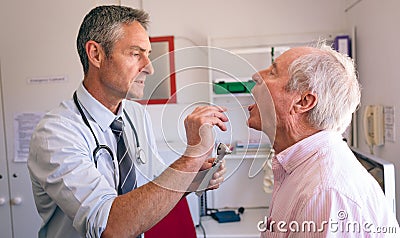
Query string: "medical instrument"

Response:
xmin=195 ymin=143 xmax=232 ymax=196
xmin=73 ymin=91 xmax=146 ymax=166
xmin=214 ymin=143 xmax=232 ymax=165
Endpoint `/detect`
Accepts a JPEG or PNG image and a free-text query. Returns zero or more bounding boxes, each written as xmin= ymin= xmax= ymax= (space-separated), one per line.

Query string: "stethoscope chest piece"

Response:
xmin=136 ymin=147 xmax=146 ymax=164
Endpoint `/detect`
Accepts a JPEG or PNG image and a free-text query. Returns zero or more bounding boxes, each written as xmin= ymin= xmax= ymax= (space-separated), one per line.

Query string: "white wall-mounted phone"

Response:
xmin=363 ymin=105 xmax=384 ymax=152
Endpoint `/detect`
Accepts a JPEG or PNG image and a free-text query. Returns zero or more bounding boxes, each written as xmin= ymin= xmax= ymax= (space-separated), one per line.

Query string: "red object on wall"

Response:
xmin=136 ymin=35 xmax=176 ymax=105
xmin=144 ymin=198 xmax=196 ymax=238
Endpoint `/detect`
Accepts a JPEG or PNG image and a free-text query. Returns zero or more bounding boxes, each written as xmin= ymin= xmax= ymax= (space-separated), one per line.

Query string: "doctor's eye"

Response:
xmin=131 ymin=52 xmax=140 ymax=58
xmin=128 ymin=50 xmax=142 ymax=60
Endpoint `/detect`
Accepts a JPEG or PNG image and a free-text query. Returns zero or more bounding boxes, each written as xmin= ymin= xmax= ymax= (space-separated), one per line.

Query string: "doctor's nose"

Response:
xmin=142 ymin=60 xmax=154 ymax=75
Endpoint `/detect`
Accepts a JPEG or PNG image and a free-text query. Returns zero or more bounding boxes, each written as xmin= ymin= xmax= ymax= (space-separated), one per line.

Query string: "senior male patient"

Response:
xmin=27 ymin=5 xmax=227 ymax=238
xmin=247 ymin=43 xmax=399 ymax=237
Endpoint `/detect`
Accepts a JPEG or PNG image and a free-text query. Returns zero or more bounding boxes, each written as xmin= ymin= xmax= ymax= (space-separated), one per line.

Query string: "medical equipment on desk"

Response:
xmin=73 ymin=91 xmax=146 ymax=189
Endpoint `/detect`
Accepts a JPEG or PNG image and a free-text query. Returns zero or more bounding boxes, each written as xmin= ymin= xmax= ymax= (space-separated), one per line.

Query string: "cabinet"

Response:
xmin=0 ymin=82 xmax=12 ymax=238
xmin=201 ymin=34 xmax=340 ymax=236
xmin=207 ymin=36 xmax=278 ymax=148
xmin=0 ymin=57 xmax=42 ymax=238
xmin=0 ymin=1 xmax=117 ymax=237
xmin=0 ymin=68 xmax=40 ymax=238
xmin=207 ymin=33 xmax=338 ymax=146
xmin=205 ymin=35 xmax=276 ymax=217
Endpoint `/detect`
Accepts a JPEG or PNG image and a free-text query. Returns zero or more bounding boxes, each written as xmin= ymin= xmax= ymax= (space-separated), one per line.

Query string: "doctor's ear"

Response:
xmin=86 ymin=40 xmax=105 ymax=69
xmin=293 ymin=92 xmax=317 ymax=113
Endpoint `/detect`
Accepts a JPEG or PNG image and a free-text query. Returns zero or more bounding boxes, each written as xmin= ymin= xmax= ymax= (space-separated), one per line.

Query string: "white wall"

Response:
xmin=142 ymin=0 xmax=348 ymax=141
xmin=143 ymin=0 xmax=400 ymax=221
xmin=345 ymin=0 xmax=400 ymax=220
xmin=0 ymin=1 xmax=107 ymax=236
xmin=146 ymin=0 xmax=347 ymax=105
xmin=0 ymin=0 xmax=348 ymax=142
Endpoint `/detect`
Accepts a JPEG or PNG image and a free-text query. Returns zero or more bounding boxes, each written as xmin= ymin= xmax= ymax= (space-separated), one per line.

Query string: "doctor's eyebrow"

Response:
xmin=130 ymin=45 xmax=151 ymax=54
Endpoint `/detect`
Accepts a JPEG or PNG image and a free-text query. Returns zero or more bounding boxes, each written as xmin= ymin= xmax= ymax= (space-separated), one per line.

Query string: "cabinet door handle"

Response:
xmin=0 ymin=197 xmax=6 ymax=206
xmin=11 ymin=197 xmax=22 ymax=205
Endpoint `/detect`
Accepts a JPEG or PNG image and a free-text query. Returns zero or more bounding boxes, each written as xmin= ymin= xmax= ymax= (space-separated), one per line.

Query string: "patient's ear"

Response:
xmin=293 ymin=92 xmax=317 ymax=113
xmin=86 ymin=40 xmax=104 ymax=69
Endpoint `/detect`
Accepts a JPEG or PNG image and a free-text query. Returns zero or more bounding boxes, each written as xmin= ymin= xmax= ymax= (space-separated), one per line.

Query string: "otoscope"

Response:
xmin=195 ymin=143 xmax=232 ymax=196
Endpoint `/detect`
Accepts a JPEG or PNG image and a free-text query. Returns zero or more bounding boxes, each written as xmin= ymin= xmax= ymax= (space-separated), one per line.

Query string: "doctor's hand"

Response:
xmin=200 ymin=158 xmax=226 ymax=190
xmin=184 ymin=105 xmax=228 ymax=159
xmin=187 ymin=157 xmax=227 ymax=193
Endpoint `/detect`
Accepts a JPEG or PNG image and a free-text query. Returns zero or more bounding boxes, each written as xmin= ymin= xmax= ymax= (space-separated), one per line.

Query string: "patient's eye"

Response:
xmin=269 ymin=63 xmax=278 ymax=77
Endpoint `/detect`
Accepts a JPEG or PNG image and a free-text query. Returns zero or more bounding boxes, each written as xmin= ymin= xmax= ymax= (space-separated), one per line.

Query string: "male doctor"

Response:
xmin=28 ymin=5 xmax=227 ymax=238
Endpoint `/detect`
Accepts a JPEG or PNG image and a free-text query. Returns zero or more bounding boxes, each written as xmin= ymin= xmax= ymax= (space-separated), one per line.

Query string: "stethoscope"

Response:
xmin=73 ymin=91 xmax=147 ymax=171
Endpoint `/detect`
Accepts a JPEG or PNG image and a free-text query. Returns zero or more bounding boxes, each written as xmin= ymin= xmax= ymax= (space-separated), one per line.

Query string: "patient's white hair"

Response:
xmin=286 ymin=42 xmax=361 ymax=134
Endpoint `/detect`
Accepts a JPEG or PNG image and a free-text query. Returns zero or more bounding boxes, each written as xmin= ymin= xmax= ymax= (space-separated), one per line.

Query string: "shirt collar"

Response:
xmin=275 ymin=130 xmax=343 ymax=174
xmin=76 ymin=83 xmax=125 ymax=132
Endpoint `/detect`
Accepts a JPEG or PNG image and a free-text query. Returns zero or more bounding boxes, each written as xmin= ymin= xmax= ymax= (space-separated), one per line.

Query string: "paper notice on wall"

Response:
xmin=14 ymin=112 xmax=44 ymax=162
xmin=27 ymin=76 xmax=67 ymax=84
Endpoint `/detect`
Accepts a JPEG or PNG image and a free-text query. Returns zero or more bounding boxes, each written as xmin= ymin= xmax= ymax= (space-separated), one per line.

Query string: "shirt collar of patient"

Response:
xmin=275 ymin=130 xmax=342 ymax=174
xmin=76 ymin=83 xmax=125 ymax=132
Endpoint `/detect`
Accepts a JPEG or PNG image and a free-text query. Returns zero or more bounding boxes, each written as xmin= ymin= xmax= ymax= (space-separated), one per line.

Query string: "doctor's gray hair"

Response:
xmin=286 ymin=43 xmax=361 ymax=133
xmin=77 ymin=5 xmax=149 ymax=75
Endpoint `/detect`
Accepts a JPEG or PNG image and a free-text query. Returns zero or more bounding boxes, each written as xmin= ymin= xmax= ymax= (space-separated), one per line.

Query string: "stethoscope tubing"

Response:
xmin=73 ymin=91 xmax=145 ymax=188
xmin=123 ymin=110 xmax=146 ymax=164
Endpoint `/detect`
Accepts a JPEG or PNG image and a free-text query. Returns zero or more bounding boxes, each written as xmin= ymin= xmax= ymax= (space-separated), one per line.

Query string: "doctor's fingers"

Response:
xmin=185 ymin=110 xmax=228 ymax=132
xmin=191 ymin=105 xmax=227 ymax=114
xmin=206 ymin=117 xmax=228 ymax=132
xmin=208 ymin=173 xmax=224 ymax=189
xmin=191 ymin=106 xmax=229 ymax=122
xmin=213 ymin=159 xmax=226 ymax=180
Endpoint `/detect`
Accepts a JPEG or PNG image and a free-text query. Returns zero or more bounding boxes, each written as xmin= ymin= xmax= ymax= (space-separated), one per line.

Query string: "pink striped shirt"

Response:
xmin=260 ymin=131 xmax=399 ymax=237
